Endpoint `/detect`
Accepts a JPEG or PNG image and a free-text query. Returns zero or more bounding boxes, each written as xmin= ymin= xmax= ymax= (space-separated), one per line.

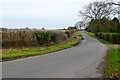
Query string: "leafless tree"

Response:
xmin=79 ymin=1 xmax=117 ymax=20
xmin=106 ymin=0 xmax=120 ymax=22
xmin=105 ymin=0 xmax=120 ymax=6
xmin=75 ymin=21 xmax=85 ymax=30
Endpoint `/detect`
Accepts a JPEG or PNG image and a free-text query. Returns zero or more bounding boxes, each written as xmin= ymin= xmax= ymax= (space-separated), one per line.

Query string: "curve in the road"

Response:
xmin=2 ymin=31 xmax=108 ymax=78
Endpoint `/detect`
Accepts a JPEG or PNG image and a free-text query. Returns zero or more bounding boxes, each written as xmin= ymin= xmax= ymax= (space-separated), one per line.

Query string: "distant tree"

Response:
xmin=68 ymin=26 xmax=77 ymax=30
xmin=1 ymin=28 xmax=8 ymax=30
xmin=25 ymin=27 xmax=31 ymax=30
xmin=33 ymin=28 xmax=37 ymax=30
xmin=42 ymin=27 xmax=45 ymax=30
xmin=75 ymin=21 xmax=85 ymax=29
xmin=63 ymin=28 xmax=66 ymax=30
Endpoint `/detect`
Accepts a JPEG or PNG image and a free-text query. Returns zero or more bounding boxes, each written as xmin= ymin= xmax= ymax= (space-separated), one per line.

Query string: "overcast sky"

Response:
xmin=0 ymin=0 xmax=119 ymax=29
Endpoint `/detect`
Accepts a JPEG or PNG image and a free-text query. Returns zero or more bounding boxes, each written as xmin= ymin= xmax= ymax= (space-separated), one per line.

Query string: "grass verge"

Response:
xmin=104 ymin=48 xmax=120 ymax=78
xmin=2 ymin=31 xmax=82 ymax=61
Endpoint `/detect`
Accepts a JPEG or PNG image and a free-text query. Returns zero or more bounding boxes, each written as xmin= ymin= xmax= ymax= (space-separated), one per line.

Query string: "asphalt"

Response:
xmin=2 ymin=31 xmax=108 ymax=78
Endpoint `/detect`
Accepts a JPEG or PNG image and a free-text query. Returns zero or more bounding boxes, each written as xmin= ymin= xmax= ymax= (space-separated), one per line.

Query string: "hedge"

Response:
xmin=2 ymin=30 xmax=76 ymax=48
xmin=95 ymin=32 xmax=120 ymax=44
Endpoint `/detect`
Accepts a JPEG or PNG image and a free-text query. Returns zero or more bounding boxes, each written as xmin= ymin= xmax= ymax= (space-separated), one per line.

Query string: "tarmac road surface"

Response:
xmin=2 ymin=31 xmax=107 ymax=78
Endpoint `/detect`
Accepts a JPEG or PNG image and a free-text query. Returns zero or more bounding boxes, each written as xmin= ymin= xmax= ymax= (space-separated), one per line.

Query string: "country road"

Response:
xmin=2 ymin=31 xmax=108 ymax=78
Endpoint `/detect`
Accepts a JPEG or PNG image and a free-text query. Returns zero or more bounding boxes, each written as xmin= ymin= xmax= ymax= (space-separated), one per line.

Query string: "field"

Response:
xmin=2 ymin=30 xmax=81 ymax=61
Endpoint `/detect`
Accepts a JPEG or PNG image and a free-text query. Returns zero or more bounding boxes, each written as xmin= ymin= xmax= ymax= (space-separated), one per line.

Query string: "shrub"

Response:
xmin=101 ymin=33 xmax=105 ymax=39
xmin=95 ymin=32 xmax=120 ymax=44
xmin=2 ymin=30 xmax=76 ymax=48
xmin=97 ymin=32 xmax=102 ymax=39
xmin=65 ymin=30 xmax=75 ymax=38
xmin=104 ymin=33 xmax=110 ymax=41
xmin=110 ymin=33 xmax=120 ymax=44
xmin=95 ymin=32 xmax=98 ymax=37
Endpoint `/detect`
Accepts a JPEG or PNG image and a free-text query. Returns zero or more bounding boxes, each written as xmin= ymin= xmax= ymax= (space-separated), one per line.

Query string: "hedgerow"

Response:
xmin=2 ymin=30 xmax=76 ymax=48
xmin=95 ymin=32 xmax=120 ymax=44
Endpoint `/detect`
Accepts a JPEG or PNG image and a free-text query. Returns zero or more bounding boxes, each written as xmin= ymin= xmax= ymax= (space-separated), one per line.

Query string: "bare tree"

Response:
xmin=105 ymin=0 xmax=120 ymax=6
xmin=79 ymin=1 xmax=117 ymax=20
xmin=106 ymin=0 xmax=120 ymax=22
xmin=74 ymin=21 xmax=85 ymax=30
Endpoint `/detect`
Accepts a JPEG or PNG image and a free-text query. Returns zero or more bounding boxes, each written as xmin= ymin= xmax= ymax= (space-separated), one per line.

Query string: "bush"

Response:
xmin=65 ymin=30 xmax=76 ymax=38
xmin=95 ymin=32 xmax=120 ymax=44
xmin=95 ymin=32 xmax=98 ymax=36
xmin=2 ymin=30 xmax=76 ymax=48
xmin=101 ymin=33 xmax=105 ymax=39
xmin=104 ymin=33 xmax=110 ymax=41
xmin=97 ymin=32 xmax=102 ymax=39
xmin=109 ymin=33 xmax=120 ymax=44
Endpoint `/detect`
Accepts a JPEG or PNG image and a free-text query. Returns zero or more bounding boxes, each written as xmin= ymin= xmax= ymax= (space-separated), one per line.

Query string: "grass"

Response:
xmin=104 ymin=48 xmax=120 ymax=78
xmin=2 ymin=31 xmax=82 ymax=61
xmin=85 ymin=31 xmax=115 ymax=45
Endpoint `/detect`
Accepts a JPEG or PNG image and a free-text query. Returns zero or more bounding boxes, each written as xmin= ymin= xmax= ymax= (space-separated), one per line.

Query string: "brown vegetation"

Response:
xmin=2 ymin=30 xmax=77 ymax=48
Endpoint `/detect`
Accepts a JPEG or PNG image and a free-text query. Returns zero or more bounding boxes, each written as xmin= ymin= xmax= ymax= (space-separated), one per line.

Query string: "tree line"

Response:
xmin=79 ymin=0 xmax=120 ymax=33
xmin=85 ymin=17 xmax=120 ymax=33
